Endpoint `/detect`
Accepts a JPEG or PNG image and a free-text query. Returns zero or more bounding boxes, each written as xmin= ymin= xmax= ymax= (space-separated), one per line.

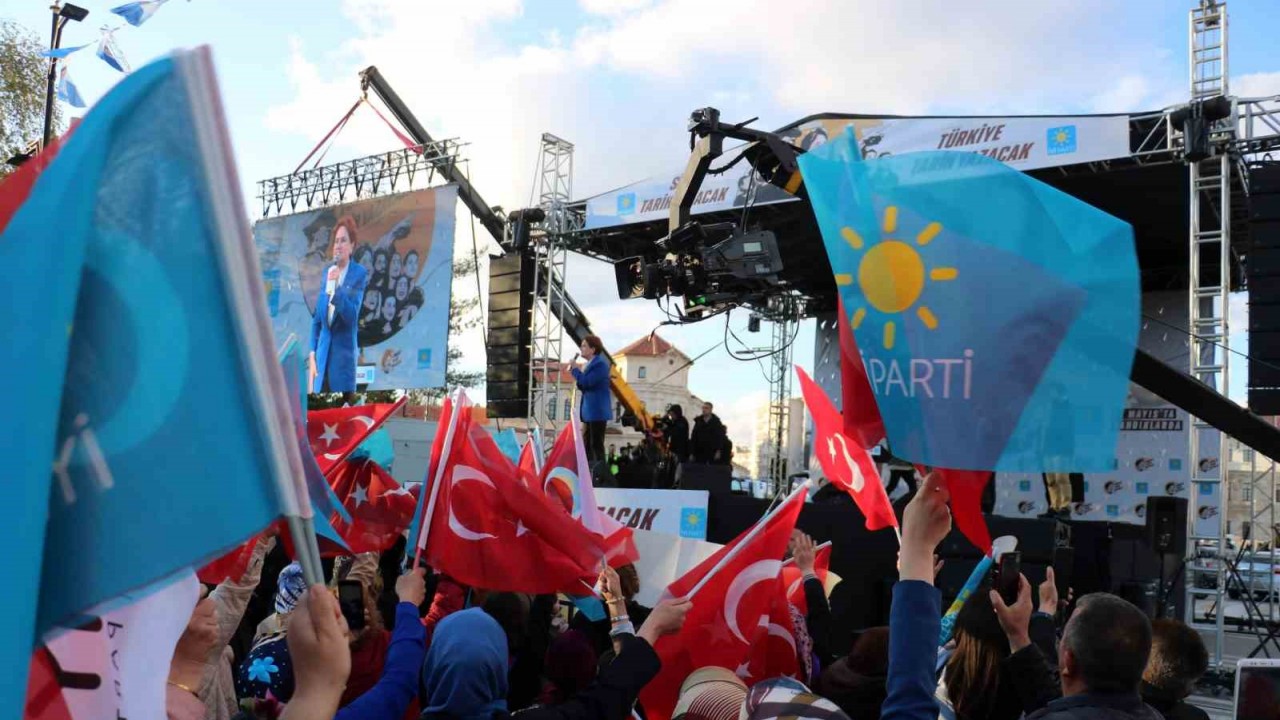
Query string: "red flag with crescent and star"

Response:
xmin=796 ymin=366 xmax=898 ymax=531
xmin=915 ymin=464 xmax=993 ymax=555
xmin=327 ymin=457 xmax=421 ymax=556
xmin=307 ymin=399 xmax=406 ymax=476
xmin=779 ymin=540 xmax=832 ymax=615
xmin=416 ymin=392 xmax=607 ymax=594
xmin=838 ymin=297 xmax=886 ymax=449
xmin=539 ymin=416 xmax=639 ymax=567
xmin=741 ymin=584 xmax=802 ymax=683
xmin=639 ymin=486 xmax=806 ymax=720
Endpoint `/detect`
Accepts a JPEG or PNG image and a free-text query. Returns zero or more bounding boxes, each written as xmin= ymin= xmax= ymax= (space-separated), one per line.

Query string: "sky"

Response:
xmin=5 ymin=0 xmax=1279 ymax=448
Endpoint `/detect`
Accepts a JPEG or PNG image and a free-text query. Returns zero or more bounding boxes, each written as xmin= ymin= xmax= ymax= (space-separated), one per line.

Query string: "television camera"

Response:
xmin=612 ymin=107 xmax=805 ymax=317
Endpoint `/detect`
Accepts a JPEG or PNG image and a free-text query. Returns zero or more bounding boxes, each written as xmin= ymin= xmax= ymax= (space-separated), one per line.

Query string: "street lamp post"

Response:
xmin=41 ymin=1 xmax=89 ymax=150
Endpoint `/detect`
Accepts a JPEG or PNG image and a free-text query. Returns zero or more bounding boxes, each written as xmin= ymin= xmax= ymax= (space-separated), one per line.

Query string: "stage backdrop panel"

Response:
xmin=253 ymin=186 xmax=458 ymax=391
xmin=993 ymin=291 xmax=1221 ymax=536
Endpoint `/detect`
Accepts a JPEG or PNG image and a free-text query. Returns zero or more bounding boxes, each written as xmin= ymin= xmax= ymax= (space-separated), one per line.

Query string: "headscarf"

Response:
xmin=788 ymin=603 xmax=815 ymax=684
xmin=739 ymin=678 xmax=849 ymax=720
xmin=421 ymin=608 xmax=509 ymax=720
xmin=274 ymin=562 xmax=306 ymax=615
xmin=673 ymin=667 xmax=748 ymax=720
xmin=234 ymin=635 xmax=294 ymax=703
xmin=538 ymin=630 xmax=597 ymax=706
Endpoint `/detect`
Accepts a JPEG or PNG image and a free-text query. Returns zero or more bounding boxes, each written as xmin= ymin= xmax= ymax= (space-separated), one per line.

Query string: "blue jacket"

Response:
xmin=336 ymin=602 xmax=425 ymax=720
xmin=571 ymin=354 xmax=612 ymax=422
xmin=882 ymin=580 xmax=942 ymax=720
xmin=310 ymin=261 xmax=369 ymax=393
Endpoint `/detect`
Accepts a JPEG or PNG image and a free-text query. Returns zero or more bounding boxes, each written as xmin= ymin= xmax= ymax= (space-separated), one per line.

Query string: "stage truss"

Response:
xmin=256 ymin=139 xmax=467 ymax=218
xmin=527 ymin=134 xmax=579 ymax=447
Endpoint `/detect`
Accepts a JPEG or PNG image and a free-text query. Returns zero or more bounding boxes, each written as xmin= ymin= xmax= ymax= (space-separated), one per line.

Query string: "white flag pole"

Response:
xmin=681 ymin=481 xmax=810 ymax=602
xmin=413 ymin=389 xmax=464 ymax=570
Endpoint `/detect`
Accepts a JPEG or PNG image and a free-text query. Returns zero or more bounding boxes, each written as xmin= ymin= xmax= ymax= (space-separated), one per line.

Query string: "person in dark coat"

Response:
xmin=689 ymin=402 xmax=726 ymax=464
xmin=662 ymin=405 xmax=690 ymax=462
xmin=1140 ymin=619 xmax=1210 ymax=720
xmin=419 ymin=600 xmax=689 ymax=720
xmin=989 ymin=588 xmax=1163 ymax=720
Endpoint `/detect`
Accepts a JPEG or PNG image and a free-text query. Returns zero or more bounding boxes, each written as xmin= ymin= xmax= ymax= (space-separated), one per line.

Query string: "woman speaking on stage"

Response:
xmin=571 ymin=335 xmax=612 ymax=468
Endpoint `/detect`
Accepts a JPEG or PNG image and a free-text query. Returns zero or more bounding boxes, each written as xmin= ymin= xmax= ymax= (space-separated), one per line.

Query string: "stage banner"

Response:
xmin=253 ymin=186 xmax=458 ymax=391
xmin=993 ymin=292 xmax=1219 ymax=530
xmin=594 ymin=488 xmax=710 ymax=540
xmin=584 ymin=114 xmax=1131 ymax=230
xmin=628 ymin=529 xmax=722 ymax=607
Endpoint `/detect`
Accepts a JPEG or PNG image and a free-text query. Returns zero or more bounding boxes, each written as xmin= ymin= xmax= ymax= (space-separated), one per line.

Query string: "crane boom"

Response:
xmin=359 ymin=66 xmax=659 ymax=432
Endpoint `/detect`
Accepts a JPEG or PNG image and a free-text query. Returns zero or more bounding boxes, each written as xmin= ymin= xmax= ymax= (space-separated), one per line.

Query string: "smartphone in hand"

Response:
xmin=996 ymin=551 xmax=1022 ymax=605
xmin=337 ymin=580 xmax=366 ymax=631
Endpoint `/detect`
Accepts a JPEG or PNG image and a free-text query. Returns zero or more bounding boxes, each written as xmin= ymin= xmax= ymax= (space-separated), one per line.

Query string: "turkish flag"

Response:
xmin=196 ymin=533 xmax=264 ymax=585
xmin=639 ymin=487 xmax=805 ymax=720
xmin=780 ymin=541 xmax=832 ymax=615
xmin=518 ymin=435 xmax=540 ymax=479
xmin=540 ymin=416 xmax=638 ymax=567
xmin=0 ymin=124 xmax=77 ymax=237
xmin=797 ymin=366 xmax=898 ymax=531
xmin=416 ymin=392 xmax=607 ymax=594
xmin=837 ymin=298 xmax=886 ymax=449
xmin=741 ymin=587 xmax=802 ymax=683
xmin=328 ymin=457 xmax=421 ymax=556
xmin=918 ymin=465 xmax=993 ymax=555
xmin=307 ymin=399 xmax=406 ymax=475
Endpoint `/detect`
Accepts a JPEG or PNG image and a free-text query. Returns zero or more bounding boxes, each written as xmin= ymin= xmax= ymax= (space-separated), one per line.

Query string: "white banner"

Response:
xmin=583 ymin=114 xmax=1132 ymax=230
xmin=629 ymin=529 xmax=722 ymax=607
xmin=595 ymin=488 xmax=710 ymax=540
xmin=34 ymin=572 xmax=200 ymax=719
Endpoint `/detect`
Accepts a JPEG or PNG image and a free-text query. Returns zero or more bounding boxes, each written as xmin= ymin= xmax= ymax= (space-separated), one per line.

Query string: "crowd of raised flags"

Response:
xmin=2 ymin=19 xmax=1147 ymax=715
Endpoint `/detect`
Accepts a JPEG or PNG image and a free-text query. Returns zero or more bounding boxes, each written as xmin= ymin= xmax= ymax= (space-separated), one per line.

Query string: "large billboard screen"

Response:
xmin=253 ymin=186 xmax=458 ymax=391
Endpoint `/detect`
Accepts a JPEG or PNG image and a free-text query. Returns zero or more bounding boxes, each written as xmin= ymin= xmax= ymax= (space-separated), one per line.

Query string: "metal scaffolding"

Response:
xmin=1184 ymin=0 xmax=1233 ymax=666
xmin=256 ymin=140 xmax=465 ymax=218
xmin=765 ymin=294 xmax=802 ymax=493
xmin=527 ymin=134 xmax=578 ymax=446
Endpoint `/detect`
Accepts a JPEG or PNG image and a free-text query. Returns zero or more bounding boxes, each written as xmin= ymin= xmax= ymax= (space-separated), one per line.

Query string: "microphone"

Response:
xmin=325 ymin=267 xmax=338 ymax=304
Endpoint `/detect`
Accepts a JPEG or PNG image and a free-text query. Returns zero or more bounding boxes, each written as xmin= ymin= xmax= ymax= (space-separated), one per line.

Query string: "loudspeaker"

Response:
xmin=485 ymin=252 xmax=534 ymax=418
xmin=676 ymin=463 xmax=732 ymax=496
xmin=1145 ymin=496 xmax=1188 ymax=556
xmin=1248 ymin=163 xmax=1280 ymax=413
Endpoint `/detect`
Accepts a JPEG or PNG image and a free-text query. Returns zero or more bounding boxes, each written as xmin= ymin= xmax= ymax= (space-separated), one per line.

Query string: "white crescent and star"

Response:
xmin=723 ymin=559 xmax=782 ymax=644
xmin=448 ymin=465 xmax=497 ymax=541
xmin=832 ymin=434 xmax=866 ymax=492
xmin=318 ymin=423 xmax=340 ymax=446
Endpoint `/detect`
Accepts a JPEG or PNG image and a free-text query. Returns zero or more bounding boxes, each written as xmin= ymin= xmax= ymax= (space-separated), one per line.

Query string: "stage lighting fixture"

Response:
xmin=747 ymin=314 xmax=761 ymax=333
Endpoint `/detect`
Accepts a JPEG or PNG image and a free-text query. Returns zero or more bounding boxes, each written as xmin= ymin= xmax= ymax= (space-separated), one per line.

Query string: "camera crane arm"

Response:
xmin=675 ymin=107 xmax=1280 ymax=466
xmin=669 ymin=107 xmax=808 ymax=234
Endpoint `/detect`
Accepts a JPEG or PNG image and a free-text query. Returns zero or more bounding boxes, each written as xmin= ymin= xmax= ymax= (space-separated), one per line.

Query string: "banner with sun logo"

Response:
xmin=798 ymin=127 xmax=1139 ymax=472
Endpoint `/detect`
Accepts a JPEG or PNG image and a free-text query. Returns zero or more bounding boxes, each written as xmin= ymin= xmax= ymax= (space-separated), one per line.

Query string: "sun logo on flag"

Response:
xmin=835 ymin=205 xmax=958 ymax=349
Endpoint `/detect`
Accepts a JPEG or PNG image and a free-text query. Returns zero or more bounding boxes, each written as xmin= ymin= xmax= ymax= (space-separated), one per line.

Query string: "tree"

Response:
xmin=309 ymin=256 xmax=484 ymax=409
xmin=1 ymin=19 xmax=59 ymax=179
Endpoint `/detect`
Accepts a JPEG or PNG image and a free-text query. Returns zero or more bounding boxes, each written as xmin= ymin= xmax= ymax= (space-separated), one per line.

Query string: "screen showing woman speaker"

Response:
xmin=253 ymin=186 xmax=458 ymax=391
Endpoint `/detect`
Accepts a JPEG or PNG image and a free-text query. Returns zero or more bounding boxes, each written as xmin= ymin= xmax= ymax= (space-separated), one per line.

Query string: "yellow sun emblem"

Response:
xmin=1053 ymin=129 xmax=1070 ymax=144
xmin=834 ymin=205 xmax=958 ymax=350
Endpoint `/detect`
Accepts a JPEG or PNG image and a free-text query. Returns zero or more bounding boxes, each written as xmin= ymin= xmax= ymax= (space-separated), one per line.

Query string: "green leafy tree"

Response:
xmin=1 ymin=19 xmax=59 ymax=179
xmin=309 ymin=256 xmax=484 ymax=409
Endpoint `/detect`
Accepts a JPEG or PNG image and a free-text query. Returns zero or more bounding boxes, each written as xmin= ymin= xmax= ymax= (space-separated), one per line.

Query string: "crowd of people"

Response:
xmin=163 ymin=473 xmax=1214 ymax=720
